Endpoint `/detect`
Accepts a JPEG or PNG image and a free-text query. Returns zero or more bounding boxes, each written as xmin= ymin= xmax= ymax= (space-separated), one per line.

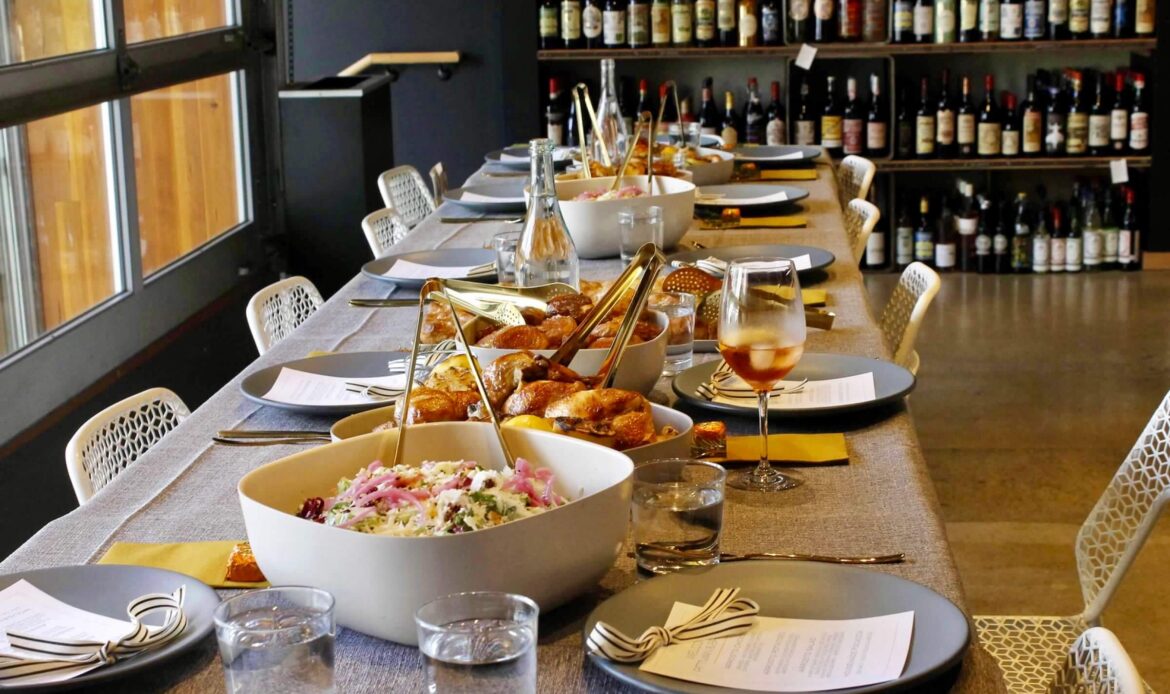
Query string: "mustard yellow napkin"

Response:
xmin=307 ymin=350 xmax=333 ymax=358
xmin=801 ymin=289 xmax=827 ymax=306
xmin=98 ymin=541 xmax=269 ymax=589
xmin=718 ymin=433 xmax=848 ymax=465
xmin=738 ymin=215 xmax=808 ymax=228
xmin=759 ymin=169 xmax=819 ymax=181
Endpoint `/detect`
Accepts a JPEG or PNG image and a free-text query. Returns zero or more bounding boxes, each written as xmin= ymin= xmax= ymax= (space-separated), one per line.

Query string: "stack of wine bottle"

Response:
xmin=882 ymin=177 xmax=1143 ymax=272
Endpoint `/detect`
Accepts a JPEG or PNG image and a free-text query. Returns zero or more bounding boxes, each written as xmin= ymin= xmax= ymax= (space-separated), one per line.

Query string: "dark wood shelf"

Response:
xmin=537 ymin=38 xmax=1156 ymax=61
xmin=875 ymin=155 xmax=1152 ymax=172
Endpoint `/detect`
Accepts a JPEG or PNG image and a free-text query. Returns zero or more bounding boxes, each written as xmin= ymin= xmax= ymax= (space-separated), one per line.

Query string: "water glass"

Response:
xmin=650 ymin=292 xmax=696 ymax=375
xmin=617 ymin=206 xmax=664 ymax=265
xmin=214 ymin=586 xmax=336 ymax=694
xmin=415 ymin=592 xmax=539 ymax=694
xmin=492 ymin=231 xmax=521 ymax=284
xmin=632 ymin=459 xmax=726 ymax=575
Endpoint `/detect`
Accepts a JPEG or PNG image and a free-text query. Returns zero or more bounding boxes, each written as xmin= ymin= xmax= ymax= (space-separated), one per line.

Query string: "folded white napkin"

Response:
xmin=458 ymin=191 xmax=525 ymax=204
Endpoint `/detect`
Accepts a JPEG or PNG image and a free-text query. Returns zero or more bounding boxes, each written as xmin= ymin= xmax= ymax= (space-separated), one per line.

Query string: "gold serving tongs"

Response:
xmin=571 ymin=84 xmax=593 ymax=179
xmin=648 ymin=80 xmax=682 ymax=196
xmin=575 ymin=82 xmax=612 ymax=170
xmin=440 ymin=279 xmax=578 ymax=312
xmin=592 ymin=243 xmax=667 ymax=389
xmin=352 ymin=289 xmax=527 ymax=327
xmin=608 ymin=112 xmax=649 ymax=195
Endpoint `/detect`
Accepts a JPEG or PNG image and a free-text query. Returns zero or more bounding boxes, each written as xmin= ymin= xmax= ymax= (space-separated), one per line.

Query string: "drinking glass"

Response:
xmin=617 ymin=205 xmax=664 ymax=265
xmin=415 ymin=592 xmax=539 ymax=694
xmin=492 ymin=230 xmax=521 ymax=283
xmin=650 ymin=291 xmax=696 ymax=375
xmin=717 ymin=257 xmax=807 ymax=492
xmin=632 ymin=459 xmax=727 ymax=574
xmin=214 ymin=586 xmax=336 ymax=694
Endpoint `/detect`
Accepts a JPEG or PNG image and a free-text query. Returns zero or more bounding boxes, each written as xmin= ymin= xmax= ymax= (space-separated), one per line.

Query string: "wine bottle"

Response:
xmin=658 ymin=82 xmax=680 ymax=134
xmin=916 ymin=77 xmax=937 ymax=158
xmin=841 ymin=0 xmax=865 ymax=38
xmin=864 ymin=0 xmax=890 ymax=40
xmin=761 ymin=0 xmax=784 ymax=43
xmin=1023 ymin=0 xmax=1046 ymax=37
xmin=540 ymin=0 xmax=561 ymax=49
xmin=718 ymin=0 xmax=738 ymax=45
xmin=992 ymin=200 xmax=1011 ymax=273
xmin=766 ymin=81 xmax=787 ymax=144
xmin=956 ymin=181 xmax=979 ymax=271
xmin=566 ymin=85 xmax=580 ymax=146
xmin=896 ymin=86 xmax=915 ymax=157
xmin=1089 ymin=0 xmax=1110 ymax=36
xmin=1128 ymin=73 xmax=1148 ymax=153
xmin=959 ymin=0 xmax=980 ymax=38
xmin=672 ymin=0 xmax=694 ymax=44
xmin=739 ymin=0 xmax=760 ymax=44
xmin=1011 ymin=192 xmax=1032 ymax=273
xmin=935 ymin=0 xmax=958 ymax=40
xmin=1031 ymin=203 xmax=1050 ymax=273
xmin=1048 ymin=0 xmax=1070 ymax=37
xmin=1049 ymin=203 xmax=1067 ymax=272
xmin=1088 ymin=72 xmax=1111 ymax=155
xmin=721 ymin=91 xmax=741 ymax=147
xmin=584 ymin=0 xmax=605 ymax=47
xmin=1045 ymin=76 xmax=1068 ymax=154
xmin=795 ymin=79 xmax=818 ymax=144
xmin=1134 ymin=0 xmax=1154 ymax=34
xmin=562 ymin=0 xmax=584 ymax=47
xmin=815 ymin=0 xmax=838 ymax=40
xmin=935 ymin=205 xmax=957 ymax=271
xmin=603 ymin=0 xmax=628 ymax=46
xmin=1111 ymin=0 xmax=1130 ymax=35
xmin=975 ymin=198 xmax=994 ymax=273
xmin=699 ymin=77 xmax=721 ymax=134
xmin=913 ymin=0 xmax=936 ymax=40
xmin=546 ymin=78 xmax=567 ymax=145
xmin=1021 ymin=76 xmax=1043 ymax=155
xmin=651 ymin=0 xmax=673 ymax=45
xmin=895 ymin=201 xmax=915 ymax=269
xmin=957 ymin=75 xmax=977 ymax=157
xmin=1001 ymin=92 xmax=1021 ymax=156
xmin=977 ymin=74 xmax=1002 ymax=157
xmin=979 ymin=0 xmax=1000 ymax=37
xmin=821 ymin=75 xmax=844 ymax=156
xmin=1001 ymin=0 xmax=1024 ymax=38
xmin=1065 ymin=71 xmax=1088 ymax=155
xmin=1101 ymin=184 xmax=1119 ymax=268
xmin=1081 ymin=185 xmax=1103 ymax=271
xmin=843 ymin=77 xmax=865 ymax=154
xmin=1065 ymin=193 xmax=1083 ymax=272
xmin=695 ymin=0 xmax=717 ymax=45
xmin=1118 ymin=187 xmax=1141 ymax=270
xmin=936 ymin=69 xmax=957 ymax=156
xmin=629 ymin=0 xmax=651 ymax=47
xmin=893 ymin=0 xmax=915 ymax=40
xmin=866 ymin=73 xmax=889 ymax=155
xmin=1109 ymin=71 xmax=1128 ymax=153
xmin=744 ymin=77 xmax=766 ymax=144
xmin=1068 ymin=0 xmax=1089 ymax=36
xmin=914 ymin=196 xmax=936 ymax=266
xmin=790 ymin=0 xmax=812 ymax=40
xmin=866 ymin=224 xmax=887 ymax=268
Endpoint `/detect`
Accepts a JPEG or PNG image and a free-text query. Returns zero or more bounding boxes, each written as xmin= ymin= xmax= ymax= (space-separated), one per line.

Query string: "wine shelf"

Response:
xmin=537 ymin=38 xmax=1156 ymax=61
xmin=876 ymin=155 xmax=1152 ymax=172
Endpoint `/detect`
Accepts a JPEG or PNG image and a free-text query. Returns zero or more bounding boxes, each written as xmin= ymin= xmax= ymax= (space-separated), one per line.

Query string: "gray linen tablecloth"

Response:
xmin=1 ymin=161 xmax=1006 ymax=693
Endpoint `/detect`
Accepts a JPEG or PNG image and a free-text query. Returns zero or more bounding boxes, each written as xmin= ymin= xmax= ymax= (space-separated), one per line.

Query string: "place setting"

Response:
xmin=360 ymin=248 xmax=497 ymax=288
xmin=440 ymin=178 xmax=528 ymax=214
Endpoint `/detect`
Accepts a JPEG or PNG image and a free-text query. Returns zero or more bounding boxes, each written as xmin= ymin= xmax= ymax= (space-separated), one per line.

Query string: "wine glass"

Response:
xmin=717 ymin=257 xmax=806 ymax=492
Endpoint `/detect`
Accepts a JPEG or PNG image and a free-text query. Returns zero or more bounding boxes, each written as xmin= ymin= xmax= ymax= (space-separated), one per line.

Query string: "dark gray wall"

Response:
xmin=290 ymin=0 xmax=540 ymax=185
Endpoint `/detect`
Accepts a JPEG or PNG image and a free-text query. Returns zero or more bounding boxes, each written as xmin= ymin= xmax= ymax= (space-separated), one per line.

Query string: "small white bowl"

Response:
xmin=239 ymin=422 xmax=633 ymax=645
xmin=553 ymin=175 xmax=696 ymax=259
xmin=688 ymin=147 xmax=736 ymax=187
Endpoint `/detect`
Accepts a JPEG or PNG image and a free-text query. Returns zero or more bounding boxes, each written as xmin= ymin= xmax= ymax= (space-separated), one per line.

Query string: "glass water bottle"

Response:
xmin=592 ymin=58 xmax=628 ymax=166
xmin=515 ymin=138 xmax=580 ymax=290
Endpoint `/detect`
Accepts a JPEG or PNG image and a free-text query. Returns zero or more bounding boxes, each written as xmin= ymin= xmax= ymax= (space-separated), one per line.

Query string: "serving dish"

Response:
xmin=687 ymin=148 xmax=736 ymax=187
xmin=553 ymin=175 xmax=696 ymax=259
xmin=238 ymin=422 xmax=633 ymax=645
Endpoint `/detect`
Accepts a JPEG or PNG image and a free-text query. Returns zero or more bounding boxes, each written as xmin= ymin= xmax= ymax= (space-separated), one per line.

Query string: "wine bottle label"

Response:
xmin=1002 ymin=129 xmax=1020 ymax=155
xmin=936 ymin=1 xmax=957 ymax=38
xmin=1069 ymin=0 xmax=1089 ymax=30
xmin=1135 ymin=0 xmax=1154 ymax=32
xmin=718 ymin=0 xmax=737 ymax=29
xmin=1050 ymin=238 xmax=1066 ymax=267
xmin=864 ymin=0 xmax=889 ymax=38
xmin=1129 ymin=112 xmax=1148 ymax=150
xmin=867 ymin=121 xmax=888 ymax=150
xmin=867 ymin=232 xmax=887 ymax=266
xmin=1024 ymin=0 xmax=1046 ymax=35
xmin=896 ymin=228 xmax=914 ymax=263
xmin=1000 ymin=3 xmax=1023 ymax=37
xmin=767 ymin=118 xmax=787 ymax=145
xmin=975 ymin=234 xmax=992 ymax=255
xmin=741 ymin=11 xmax=759 ymax=37
xmin=673 ymin=5 xmax=694 ymax=40
xmin=937 ymin=110 xmax=956 ymax=144
xmin=1119 ymin=229 xmax=1133 ymax=259
xmin=1103 ymin=229 xmax=1119 ymax=262
xmin=1110 ymin=109 xmax=1128 ymax=140
xmin=958 ymin=217 xmax=978 ymax=235
xmin=936 ymin=243 xmax=957 ymax=268
xmin=815 ymin=0 xmax=836 ymax=19
xmin=1065 ymin=237 xmax=1082 ymax=268
xmin=1049 ymin=0 xmax=1068 ymax=22
xmin=916 ymin=115 xmax=936 ymax=153
xmin=540 ymin=7 xmax=559 ymax=36
xmin=791 ymin=0 xmax=811 ymax=20
xmin=844 ymin=118 xmax=865 ymax=153
xmin=980 ymin=0 xmax=1000 ymax=30
xmin=603 ymin=10 xmax=626 ymax=42
xmin=1089 ymin=0 xmax=1110 ymax=31
xmin=548 ymin=122 xmax=565 ymax=146
xmin=1045 ymin=113 xmax=1066 ymax=152
xmin=1083 ymin=230 xmax=1102 ymax=264
xmin=961 ymin=0 xmax=979 ymax=28
xmin=629 ymin=5 xmax=651 ymax=44
xmin=1023 ymin=112 xmax=1042 ymax=152
xmin=894 ymin=1 xmax=914 ymax=28
xmin=695 ymin=0 xmax=717 ymax=38
xmin=993 ymin=233 xmax=1009 ymax=253
xmin=842 ymin=0 xmax=863 ymax=34
xmin=1032 ymin=236 xmax=1050 ymax=268
xmin=1088 ymin=115 xmax=1110 ymax=147
xmin=1066 ymin=113 xmax=1088 ymax=153
xmin=651 ymin=4 xmax=671 ymax=41
xmin=957 ymin=114 xmax=976 ymax=144
xmin=977 ymin=122 xmax=1001 ymax=154
xmin=562 ymin=2 xmax=582 ymax=38
xmin=763 ymin=6 xmax=783 ymax=39
xmin=796 ymin=120 xmax=817 ymax=144
xmin=914 ymin=5 xmax=934 ymax=33
xmin=915 ymin=236 xmax=935 ymax=261
xmin=821 ymin=115 xmax=843 ymax=147
xmin=584 ymin=5 xmax=603 ymax=36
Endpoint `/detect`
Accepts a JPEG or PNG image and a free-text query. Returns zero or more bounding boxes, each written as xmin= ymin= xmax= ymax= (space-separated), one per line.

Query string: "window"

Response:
xmin=1 ymin=1 xmax=107 ymax=66
xmin=124 ymin=0 xmax=235 ymax=44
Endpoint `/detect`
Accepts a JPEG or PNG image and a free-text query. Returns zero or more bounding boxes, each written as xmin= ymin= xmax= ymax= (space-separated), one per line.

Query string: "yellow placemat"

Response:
xmin=717 ymin=433 xmax=848 ymax=466
xmin=759 ymin=169 xmax=819 ymax=181
xmin=801 ymin=289 xmax=827 ymax=306
xmin=98 ymin=541 xmax=269 ymax=589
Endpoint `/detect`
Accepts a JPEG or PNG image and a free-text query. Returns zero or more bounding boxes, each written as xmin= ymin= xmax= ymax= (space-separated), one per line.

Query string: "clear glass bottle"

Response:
xmin=593 ymin=58 xmax=629 ymax=165
xmin=516 ymin=139 xmax=580 ymax=289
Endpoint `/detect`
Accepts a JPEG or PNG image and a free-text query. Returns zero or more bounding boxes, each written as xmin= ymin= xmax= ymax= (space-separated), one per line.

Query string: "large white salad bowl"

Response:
xmin=238 ymin=422 xmax=633 ymax=645
xmin=553 ymin=175 xmax=696 ymax=259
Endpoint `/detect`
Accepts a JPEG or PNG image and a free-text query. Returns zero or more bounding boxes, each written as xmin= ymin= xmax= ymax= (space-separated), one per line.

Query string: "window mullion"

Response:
xmin=110 ymin=97 xmax=142 ymax=293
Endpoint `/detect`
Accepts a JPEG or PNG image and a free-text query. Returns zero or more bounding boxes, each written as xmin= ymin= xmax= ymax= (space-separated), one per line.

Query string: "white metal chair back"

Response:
xmin=65 ymin=388 xmax=189 ymax=504
xmin=844 ymin=198 xmax=880 ymax=264
xmin=245 ymin=276 xmax=324 ymax=355
xmin=429 ymin=161 xmax=448 ymax=207
xmin=377 ymin=165 xmax=436 ymax=229
xmin=361 ymin=207 xmax=411 ymax=258
xmin=878 ymin=261 xmax=941 ymax=373
xmin=1049 ymin=628 xmax=1145 ymax=694
xmin=1075 ymin=389 xmax=1170 ymax=624
xmin=836 ymin=155 xmax=876 ymax=209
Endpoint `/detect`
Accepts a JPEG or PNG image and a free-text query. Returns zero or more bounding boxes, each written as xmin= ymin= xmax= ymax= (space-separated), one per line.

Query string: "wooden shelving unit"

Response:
xmin=878 ymin=155 xmax=1153 ymax=172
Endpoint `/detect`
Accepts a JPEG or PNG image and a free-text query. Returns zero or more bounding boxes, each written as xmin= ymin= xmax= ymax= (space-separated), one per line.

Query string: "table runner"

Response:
xmin=1 ymin=161 xmax=1006 ymax=693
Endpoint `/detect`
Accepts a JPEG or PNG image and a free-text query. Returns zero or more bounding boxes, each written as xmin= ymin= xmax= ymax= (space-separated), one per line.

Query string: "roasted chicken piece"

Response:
xmin=546 ymin=293 xmax=594 ymax=322
xmin=503 ymin=380 xmax=586 ymax=416
xmin=482 ymin=352 xmax=547 ymax=409
xmin=476 ymin=325 xmax=550 ymax=350
xmin=520 ymin=307 xmax=547 ymax=325
xmin=396 ymin=387 xmax=468 ymax=425
xmin=586 ymin=315 xmax=661 ymax=344
xmin=544 ymin=389 xmax=656 ymax=450
xmin=537 ymin=314 xmax=577 ymax=347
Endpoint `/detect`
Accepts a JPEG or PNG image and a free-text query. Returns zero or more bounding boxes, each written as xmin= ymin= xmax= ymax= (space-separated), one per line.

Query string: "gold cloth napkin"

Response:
xmin=801 ymin=289 xmax=827 ymax=306
xmin=98 ymin=541 xmax=269 ymax=588
xmin=758 ymin=169 xmax=819 ymax=181
xmin=700 ymin=215 xmax=807 ymax=230
xmin=715 ymin=433 xmax=848 ymax=466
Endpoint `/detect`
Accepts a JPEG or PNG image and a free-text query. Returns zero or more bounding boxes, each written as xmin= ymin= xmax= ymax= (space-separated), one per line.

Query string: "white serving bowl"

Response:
xmin=469 ymin=309 xmax=668 ymax=395
xmin=688 ymin=147 xmax=736 ymax=187
xmin=554 ymin=175 xmax=696 ymax=259
xmin=239 ymin=422 xmax=633 ymax=645
xmin=556 ymin=168 xmax=694 ymax=183
xmin=329 ymin=402 xmax=693 ymax=464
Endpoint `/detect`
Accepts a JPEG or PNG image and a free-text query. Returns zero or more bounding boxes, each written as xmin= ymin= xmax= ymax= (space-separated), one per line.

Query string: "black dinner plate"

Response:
xmin=442 ymin=181 xmax=527 ymax=212
xmin=361 ymin=248 xmax=497 ymax=289
xmin=240 ymin=351 xmax=404 ymax=415
xmin=732 ymin=144 xmax=822 ymax=162
xmin=484 ymin=147 xmax=571 ymax=170
xmin=694 ymin=184 xmax=810 ymax=208
xmin=668 ymin=244 xmax=835 ymax=277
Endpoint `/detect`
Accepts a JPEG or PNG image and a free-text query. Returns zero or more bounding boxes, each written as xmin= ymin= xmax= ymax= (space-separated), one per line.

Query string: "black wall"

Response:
xmin=290 ymin=0 xmax=540 ymax=185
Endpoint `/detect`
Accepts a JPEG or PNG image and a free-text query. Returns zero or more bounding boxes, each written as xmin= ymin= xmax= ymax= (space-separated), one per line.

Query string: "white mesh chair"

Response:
xmin=361 ymin=206 xmax=411 ymax=258
xmin=844 ymin=198 xmax=880 ymax=264
xmin=429 ymin=161 xmax=448 ymax=207
xmin=976 ymin=391 xmax=1170 ymax=694
xmin=877 ymin=261 xmax=940 ymax=375
xmin=65 ymin=388 xmax=189 ymax=504
xmin=245 ymin=276 xmax=324 ymax=355
xmin=1048 ymin=628 xmax=1145 ymax=694
xmin=377 ymin=165 xmax=436 ymax=229
xmin=835 ymin=155 xmax=876 ymax=210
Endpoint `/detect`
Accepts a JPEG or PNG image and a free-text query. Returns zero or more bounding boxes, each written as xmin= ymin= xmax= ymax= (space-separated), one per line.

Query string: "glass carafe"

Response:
xmin=515 ymin=138 xmax=580 ymax=289
xmin=592 ymin=59 xmax=628 ymax=167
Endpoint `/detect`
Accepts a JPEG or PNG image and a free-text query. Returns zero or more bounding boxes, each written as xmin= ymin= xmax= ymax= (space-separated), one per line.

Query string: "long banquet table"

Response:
xmin=2 ymin=159 xmax=1007 ymax=693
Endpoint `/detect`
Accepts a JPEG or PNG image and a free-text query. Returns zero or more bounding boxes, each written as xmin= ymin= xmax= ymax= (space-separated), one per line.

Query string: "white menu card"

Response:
xmin=714 ymin=372 xmax=877 ymax=410
xmin=262 ymin=368 xmax=405 ymax=406
xmin=383 ymin=259 xmax=490 ymax=280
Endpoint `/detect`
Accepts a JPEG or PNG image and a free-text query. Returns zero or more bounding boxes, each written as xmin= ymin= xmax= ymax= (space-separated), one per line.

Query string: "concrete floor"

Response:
xmin=865 ymin=270 xmax=1170 ymax=691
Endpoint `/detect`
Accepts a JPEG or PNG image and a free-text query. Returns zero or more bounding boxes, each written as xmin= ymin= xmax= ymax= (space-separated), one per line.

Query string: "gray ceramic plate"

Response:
xmin=361 ymin=248 xmax=497 ymax=289
xmin=0 ymin=565 xmax=219 ymax=692
xmin=732 ymin=144 xmax=822 ymax=162
xmin=584 ymin=561 xmax=969 ymax=693
xmin=668 ymin=244 xmax=835 ymax=277
xmin=695 ymin=184 xmax=810 ymax=208
xmin=672 ymin=353 xmax=915 ymax=417
xmin=241 ymin=351 xmax=402 ymax=415
xmin=443 ymin=181 xmax=527 ymax=212
xmin=484 ymin=146 xmax=571 ymax=170
xmin=657 ymin=133 xmax=723 ymax=148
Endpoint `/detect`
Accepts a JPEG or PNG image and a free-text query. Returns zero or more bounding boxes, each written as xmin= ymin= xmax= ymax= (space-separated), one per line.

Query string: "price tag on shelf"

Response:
xmin=1110 ymin=159 xmax=1129 ymax=184
xmin=795 ymin=44 xmax=817 ymax=70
